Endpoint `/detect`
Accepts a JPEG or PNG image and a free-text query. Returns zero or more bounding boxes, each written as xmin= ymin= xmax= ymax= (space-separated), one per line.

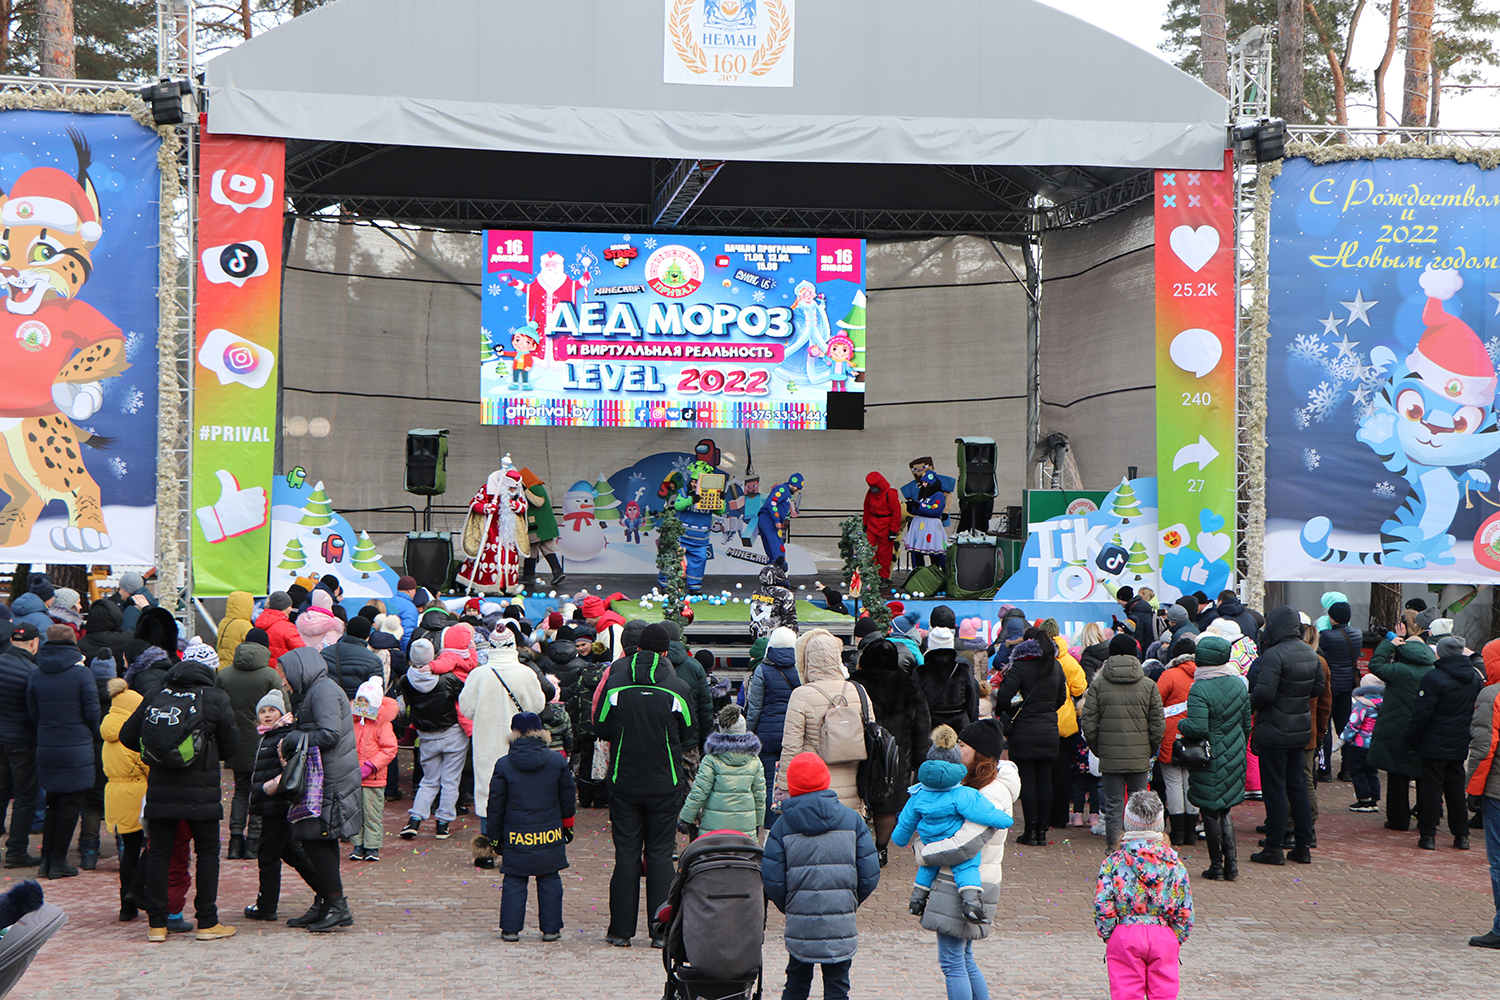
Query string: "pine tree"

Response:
xmin=1126 ymin=540 xmax=1153 ymax=581
xmin=657 ymin=510 xmax=688 ymax=627
xmin=593 ymin=477 xmax=621 ymax=523
xmin=277 ymin=537 xmax=307 ymax=574
xmin=1111 ymin=481 xmax=1142 ymax=523
xmin=299 ymin=482 xmax=335 ymax=535
xmin=350 ymin=531 xmax=383 ymax=578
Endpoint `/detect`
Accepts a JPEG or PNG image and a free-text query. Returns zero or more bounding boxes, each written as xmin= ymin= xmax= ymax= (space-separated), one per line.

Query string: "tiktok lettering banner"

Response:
xmin=479 ymin=230 xmax=865 ymax=430
xmin=192 ymin=129 xmax=285 ymax=597
xmin=1267 ymin=156 xmax=1500 ymax=582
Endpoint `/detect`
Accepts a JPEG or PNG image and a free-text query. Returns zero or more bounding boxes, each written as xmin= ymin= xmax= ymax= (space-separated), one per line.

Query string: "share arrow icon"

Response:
xmin=1172 ymin=435 xmax=1219 ymax=471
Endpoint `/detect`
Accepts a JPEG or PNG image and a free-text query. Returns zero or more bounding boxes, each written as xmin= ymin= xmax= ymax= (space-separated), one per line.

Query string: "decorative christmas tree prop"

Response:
xmin=1110 ymin=479 xmax=1142 ymax=524
xmin=350 ymin=531 xmax=383 ymax=578
xmin=656 ymin=509 xmax=688 ymax=627
xmin=836 ymin=290 xmax=867 ymax=369
xmin=298 ymin=482 xmax=335 ymax=535
xmin=277 ymin=537 xmax=308 ymax=575
xmin=593 ymin=477 xmax=621 ymax=523
xmin=1126 ymin=540 xmax=1153 ymax=580
xmin=838 ymin=517 xmax=864 ymax=585
xmin=837 ymin=516 xmax=889 ymax=629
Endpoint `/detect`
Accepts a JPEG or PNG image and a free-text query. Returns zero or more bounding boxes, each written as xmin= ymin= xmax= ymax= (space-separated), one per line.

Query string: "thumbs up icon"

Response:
xmin=196 ymin=469 xmax=268 ymax=543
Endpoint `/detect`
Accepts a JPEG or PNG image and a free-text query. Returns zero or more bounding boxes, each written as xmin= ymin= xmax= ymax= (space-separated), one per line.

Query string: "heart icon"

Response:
xmin=1170 ymin=225 xmax=1220 ymax=272
xmin=1197 ymin=531 xmax=1232 ymax=564
xmin=1198 ymin=508 xmax=1226 ymax=534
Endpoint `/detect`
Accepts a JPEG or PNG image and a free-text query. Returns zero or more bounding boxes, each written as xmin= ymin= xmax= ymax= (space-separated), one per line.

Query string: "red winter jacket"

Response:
xmin=862 ymin=472 xmax=902 ymax=538
xmin=431 ymin=623 xmax=479 ymax=736
xmin=253 ymin=607 xmax=305 ymax=676
xmin=355 ymin=696 xmax=400 ymax=787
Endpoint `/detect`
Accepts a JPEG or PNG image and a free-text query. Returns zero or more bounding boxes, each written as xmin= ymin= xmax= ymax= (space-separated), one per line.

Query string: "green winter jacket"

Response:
xmin=678 ymin=730 xmax=766 ymax=836
xmin=1079 ymin=655 xmax=1166 ymax=775
xmin=1177 ymin=666 xmax=1251 ymax=812
xmin=662 ymin=625 xmax=714 ymax=749
xmin=1367 ymin=638 xmax=1436 ymax=778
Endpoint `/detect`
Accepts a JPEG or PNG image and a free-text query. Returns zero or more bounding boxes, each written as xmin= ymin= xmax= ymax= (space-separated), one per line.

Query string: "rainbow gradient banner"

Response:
xmin=480 ymin=230 xmax=865 ymax=429
xmin=1154 ymin=151 xmax=1237 ymax=602
xmin=191 ymin=130 xmax=285 ymax=597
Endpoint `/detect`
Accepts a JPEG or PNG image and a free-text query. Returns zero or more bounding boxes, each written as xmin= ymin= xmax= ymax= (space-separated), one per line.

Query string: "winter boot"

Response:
xmin=1199 ymin=812 xmax=1223 ymax=880
xmin=286 ymin=896 xmax=329 ymax=928
xmin=243 ymin=899 xmax=278 ymax=921
xmin=244 ymin=837 xmax=259 ymax=859
xmin=1181 ymin=814 xmax=1199 ymax=846
xmin=307 ymin=895 xmax=354 ymax=932
xmin=545 ymin=552 xmax=566 ymax=585
xmin=907 ymin=884 xmax=931 ymax=916
xmin=959 ymin=887 xmax=988 ymax=925
xmin=1167 ymin=814 xmax=1184 ymax=846
xmin=36 ymin=855 xmax=49 ymax=880
xmin=1249 ymin=844 xmax=1285 ymax=866
xmin=522 ymin=557 xmax=538 ymax=584
xmin=226 ymin=835 xmax=245 ymax=860
xmin=45 ymin=853 xmax=78 ymax=879
xmin=77 ymin=838 xmax=99 ymax=871
xmin=1221 ymin=813 xmax=1239 ymax=881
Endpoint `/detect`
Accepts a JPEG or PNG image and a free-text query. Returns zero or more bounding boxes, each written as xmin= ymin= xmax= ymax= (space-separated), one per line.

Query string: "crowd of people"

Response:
xmin=3 ymin=568 xmax=1500 ymax=999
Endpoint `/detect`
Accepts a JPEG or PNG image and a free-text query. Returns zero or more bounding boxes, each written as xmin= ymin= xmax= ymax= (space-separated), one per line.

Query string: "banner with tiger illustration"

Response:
xmin=0 ymin=111 xmax=160 ymax=565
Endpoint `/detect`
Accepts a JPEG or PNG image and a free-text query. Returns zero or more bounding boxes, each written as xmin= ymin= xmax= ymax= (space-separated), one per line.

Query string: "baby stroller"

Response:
xmin=654 ymin=831 xmax=766 ymax=1000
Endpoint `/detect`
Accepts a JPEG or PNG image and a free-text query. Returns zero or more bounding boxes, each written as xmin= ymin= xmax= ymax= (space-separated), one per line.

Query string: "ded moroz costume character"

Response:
xmin=458 ymin=459 xmax=530 ymax=596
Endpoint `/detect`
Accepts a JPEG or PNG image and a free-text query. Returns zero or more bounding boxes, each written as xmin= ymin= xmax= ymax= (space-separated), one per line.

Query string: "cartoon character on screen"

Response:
xmin=737 ymin=475 xmax=763 ymax=546
xmin=1301 ymin=266 xmax=1500 ymax=569
xmin=755 ymin=473 xmax=803 ymax=570
xmin=823 ymin=334 xmax=859 ymax=392
xmin=657 ymin=439 xmax=721 ymax=593
xmin=499 ymin=321 xmax=541 ymax=389
xmin=456 ymin=462 xmax=530 ymax=595
xmin=0 ymin=129 xmax=129 ymax=554
xmin=504 ymin=251 xmax=590 ymax=369
xmin=718 ymin=476 xmax=747 ymax=542
xmin=774 ymin=280 xmax=832 ymax=385
xmin=620 ymin=498 xmax=645 ymax=545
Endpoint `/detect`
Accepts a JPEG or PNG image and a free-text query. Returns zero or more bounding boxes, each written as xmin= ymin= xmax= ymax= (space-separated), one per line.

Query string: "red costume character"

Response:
xmin=862 ymin=471 xmax=902 ymax=580
xmin=456 ymin=467 xmax=530 ymax=595
xmin=506 ymin=251 xmax=590 ymax=368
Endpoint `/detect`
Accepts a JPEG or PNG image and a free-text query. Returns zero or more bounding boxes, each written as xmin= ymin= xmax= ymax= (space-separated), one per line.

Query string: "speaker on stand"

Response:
xmin=404 ymin=428 xmax=451 ymax=593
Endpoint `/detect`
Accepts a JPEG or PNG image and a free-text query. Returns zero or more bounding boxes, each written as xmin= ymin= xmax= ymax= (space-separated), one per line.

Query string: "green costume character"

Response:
xmin=521 ymin=467 xmax=565 ymax=585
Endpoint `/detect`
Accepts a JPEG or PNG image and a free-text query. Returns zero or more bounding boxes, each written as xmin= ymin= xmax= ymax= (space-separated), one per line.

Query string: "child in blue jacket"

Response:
xmin=892 ymin=725 xmax=1014 ymax=924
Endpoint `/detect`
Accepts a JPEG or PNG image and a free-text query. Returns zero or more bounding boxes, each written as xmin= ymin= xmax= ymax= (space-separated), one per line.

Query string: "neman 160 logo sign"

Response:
xmin=664 ymin=0 xmax=795 ymax=88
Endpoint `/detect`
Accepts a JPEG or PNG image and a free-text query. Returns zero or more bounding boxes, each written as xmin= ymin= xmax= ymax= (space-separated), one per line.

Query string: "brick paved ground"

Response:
xmin=9 ymin=772 xmax=1500 ymax=999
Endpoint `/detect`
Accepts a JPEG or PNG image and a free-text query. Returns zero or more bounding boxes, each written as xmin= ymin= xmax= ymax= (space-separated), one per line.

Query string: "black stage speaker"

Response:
xmin=947 ymin=532 xmax=1002 ymax=600
xmin=404 ymin=532 xmax=452 ymax=593
xmin=825 ymin=392 xmax=864 ymax=430
xmin=406 ymin=428 xmax=449 ymax=496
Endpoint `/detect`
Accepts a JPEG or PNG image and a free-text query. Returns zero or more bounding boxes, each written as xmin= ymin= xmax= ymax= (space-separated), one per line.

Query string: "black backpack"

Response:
xmin=855 ymin=686 xmax=905 ymax=813
xmin=140 ymin=686 xmax=211 ymax=769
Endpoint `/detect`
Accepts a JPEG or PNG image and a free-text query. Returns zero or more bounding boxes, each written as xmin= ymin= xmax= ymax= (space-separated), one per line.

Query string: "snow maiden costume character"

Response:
xmin=903 ymin=470 xmax=949 ymax=568
xmin=457 ymin=464 xmax=530 ymax=595
xmin=774 ymin=280 xmax=833 ymax=386
xmin=1301 ymin=267 xmax=1500 ymax=568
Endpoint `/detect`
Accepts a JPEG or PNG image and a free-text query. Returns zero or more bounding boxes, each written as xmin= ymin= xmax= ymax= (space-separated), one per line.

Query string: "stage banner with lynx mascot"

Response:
xmin=192 ymin=129 xmax=285 ymax=596
xmin=0 ymin=111 xmax=160 ymax=563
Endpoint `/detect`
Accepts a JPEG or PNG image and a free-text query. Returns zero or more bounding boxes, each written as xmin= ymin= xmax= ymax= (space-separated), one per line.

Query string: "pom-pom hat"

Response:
xmin=1408 ymin=267 xmax=1496 ymax=406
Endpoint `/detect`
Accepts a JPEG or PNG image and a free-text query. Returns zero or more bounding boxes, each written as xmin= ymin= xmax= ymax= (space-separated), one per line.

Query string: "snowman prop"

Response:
xmin=558 ymin=481 xmax=607 ymax=561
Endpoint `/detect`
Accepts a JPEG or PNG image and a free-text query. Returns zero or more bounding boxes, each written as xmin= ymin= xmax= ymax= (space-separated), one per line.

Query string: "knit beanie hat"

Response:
xmin=556 ymin=625 xmax=575 ymax=643
xmin=311 ymin=589 xmax=334 ymax=611
xmin=853 ymin=617 xmax=881 ymax=639
xmin=1208 ymin=618 xmax=1243 ymax=641
xmin=28 ymin=574 xmax=54 ymax=602
xmin=695 ymin=648 xmax=715 ymax=672
xmin=353 ymin=677 xmax=383 ymax=720
xmin=397 ymin=575 xmax=418 ymax=591
xmin=245 ymin=627 xmax=270 ymax=648
xmin=1415 ymin=607 xmax=1439 ymax=633
xmin=345 ymin=616 xmax=372 ymax=640
xmin=1176 ymin=595 xmax=1200 ymax=619
xmin=1329 ymin=601 xmax=1351 ymax=625
xmin=1109 ymin=633 xmax=1139 ymax=657
xmin=118 ymin=571 xmax=146 ymax=595
xmin=358 ymin=606 xmax=380 ymax=623
xmin=1194 ymin=635 xmax=1232 ymax=667
xmin=255 ymin=690 xmax=285 ymax=715
xmin=927 ymin=626 xmax=955 ymax=650
xmin=510 ymin=711 xmax=544 ymax=735
xmin=1168 ymin=634 xmax=1197 ymax=660
xmin=786 ymin=752 xmax=830 ymax=797
xmin=959 ymin=719 xmax=1005 ymax=761
xmin=958 ymin=618 xmax=979 ymax=641
xmin=1116 ymin=585 xmax=1135 ymax=602
xmin=926 ymin=725 xmax=961 ymax=764
xmin=1436 ymin=635 xmax=1468 ymax=659
xmin=1165 ymin=604 xmax=1188 ymax=626
xmin=181 ymin=640 xmax=219 ymax=670
xmin=769 ymin=626 xmax=797 ymax=649
xmin=747 ymin=636 xmax=768 ymax=670
xmin=45 ymin=624 xmax=75 ymax=644
xmin=890 ymin=613 xmax=916 ymax=637
xmin=718 ymin=703 xmax=746 ymax=734
xmin=1430 ymin=618 xmax=1455 ymax=638
xmin=1040 ymin=618 xmax=1061 ymax=638
xmin=1124 ymin=791 xmax=1165 ymax=833
xmin=929 ymin=605 xmax=957 ymax=630
xmin=408 ymin=638 xmax=436 ymax=666
xmin=52 ymin=587 xmax=80 ymax=611
xmin=268 ymin=591 xmax=293 ymax=611
xmin=377 ymin=615 xmax=404 ymax=639
xmin=639 ymin=623 xmax=671 ymax=654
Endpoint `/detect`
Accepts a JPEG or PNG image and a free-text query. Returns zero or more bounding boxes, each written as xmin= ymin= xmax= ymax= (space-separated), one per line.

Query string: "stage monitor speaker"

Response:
xmin=948 ymin=533 xmax=1002 ymax=599
xmin=958 ymin=439 xmax=997 ymax=498
xmin=996 ymin=505 xmax=1025 ymax=539
xmin=403 ymin=532 xmax=452 ymax=594
xmin=825 ymin=392 xmax=864 ymax=430
xmin=405 ymin=428 xmax=449 ymax=496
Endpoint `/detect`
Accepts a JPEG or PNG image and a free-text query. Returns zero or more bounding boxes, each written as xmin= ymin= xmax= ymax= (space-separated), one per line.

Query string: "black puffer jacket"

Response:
xmin=993 ymin=643 xmax=1066 ymax=760
xmin=281 ymin=646 xmax=361 ymax=840
xmin=400 ymin=666 xmax=464 ymax=732
xmin=1249 ymin=606 xmax=1324 ymax=751
xmin=77 ymin=597 xmax=132 ymax=671
xmin=1406 ymin=654 xmax=1483 ymax=760
xmin=119 ymin=659 xmax=238 ymax=821
xmin=848 ymin=640 xmax=932 ymax=803
xmin=408 ymin=608 xmax=456 ymax=651
xmin=543 ymin=640 xmax=587 ymax=703
xmin=913 ymin=647 xmax=980 ymax=733
xmin=321 ymin=636 xmax=384 ymax=702
xmin=598 ymin=651 xmax=692 ymax=795
xmin=0 ymin=646 xmax=37 ymax=746
xmin=1079 ymin=641 xmax=1109 ymax=684
xmin=1318 ymin=623 xmax=1363 ymax=695
xmin=662 ymin=622 xmax=713 ymax=749
xmin=248 ymin=718 xmax=297 ymax=818
xmin=1202 ymin=599 xmax=1259 ymax=639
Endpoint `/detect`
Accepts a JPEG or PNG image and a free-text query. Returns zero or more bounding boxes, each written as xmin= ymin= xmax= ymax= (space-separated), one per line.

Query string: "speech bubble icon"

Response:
xmin=1170 ymin=328 xmax=1222 ymax=378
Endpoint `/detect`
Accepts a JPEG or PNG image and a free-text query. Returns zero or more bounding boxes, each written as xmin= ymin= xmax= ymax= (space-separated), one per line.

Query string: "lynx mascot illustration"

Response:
xmin=0 ymin=129 xmax=128 ymax=553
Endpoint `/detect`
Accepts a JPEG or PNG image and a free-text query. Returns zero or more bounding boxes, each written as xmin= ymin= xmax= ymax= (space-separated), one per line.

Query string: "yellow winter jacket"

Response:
xmin=1054 ymin=637 xmax=1089 ymax=739
xmin=101 ymin=680 xmax=148 ymax=835
xmin=215 ymin=591 xmax=256 ymax=667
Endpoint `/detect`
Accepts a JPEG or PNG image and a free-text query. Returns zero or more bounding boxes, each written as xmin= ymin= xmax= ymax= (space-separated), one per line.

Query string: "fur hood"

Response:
xmin=296 ymin=605 xmax=344 ymax=641
xmin=705 ymin=730 xmax=761 ymax=757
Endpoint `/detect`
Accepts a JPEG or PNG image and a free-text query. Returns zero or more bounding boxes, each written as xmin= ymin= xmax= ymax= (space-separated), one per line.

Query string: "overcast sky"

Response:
xmin=1041 ymin=0 xmax=1500 ymax=130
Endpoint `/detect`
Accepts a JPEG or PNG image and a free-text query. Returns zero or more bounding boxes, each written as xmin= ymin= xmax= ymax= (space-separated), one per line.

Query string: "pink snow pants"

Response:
xmin=1105 ymin=923 xmax=1180 ymax=999
xmin=1244 ymin=745 xmax=1262 ymax=793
